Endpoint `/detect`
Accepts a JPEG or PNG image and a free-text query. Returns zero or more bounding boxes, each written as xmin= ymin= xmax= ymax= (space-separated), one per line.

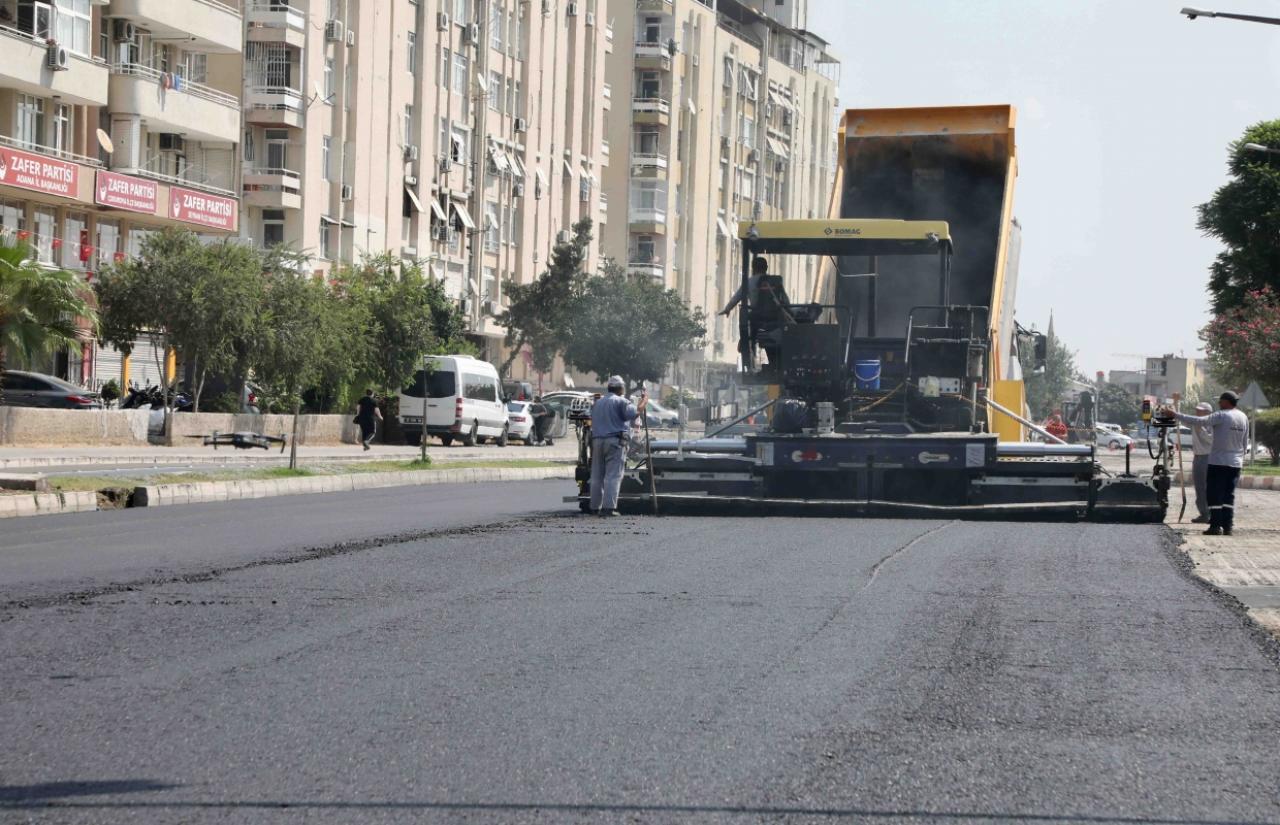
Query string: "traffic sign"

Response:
xmin=1240 ymin=382 xmax=1271 ymax=410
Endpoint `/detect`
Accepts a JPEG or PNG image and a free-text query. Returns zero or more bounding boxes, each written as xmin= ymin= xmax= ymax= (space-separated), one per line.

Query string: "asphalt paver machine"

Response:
xmin=575 ymin=105 xmax=1171 ymax=520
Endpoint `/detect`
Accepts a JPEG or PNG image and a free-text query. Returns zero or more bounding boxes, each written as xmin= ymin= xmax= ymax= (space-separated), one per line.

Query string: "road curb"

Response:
xmin=132 ymin=466 xmax=574 ymax=508
xmin=0 ymin=491 xmax=98 ymax=520
xmin=1173 ymin=472 xmax=1279 ymax=490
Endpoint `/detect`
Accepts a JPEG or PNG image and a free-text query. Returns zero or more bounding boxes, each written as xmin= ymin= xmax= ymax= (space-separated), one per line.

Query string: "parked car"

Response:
xmin=506 ymin=400 xmax=536 ymax=443
xmin=396 ymin=354 xmax=508 ymax=447
xmin=0 ymin=370 xmax=102 ymax=409
xmin=541 ymin=391 xmax=594 ymax=440
xmin=1096 ymin=428 xmax=1133 ymax=450
xmin=503 ymin=380 xmax=535 ymax=402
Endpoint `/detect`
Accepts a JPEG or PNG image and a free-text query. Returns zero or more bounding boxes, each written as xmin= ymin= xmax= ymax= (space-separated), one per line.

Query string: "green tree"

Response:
xmin=254 ymin=254 xmax=340 ymax=469
xmin=95 ymin=229 xmax=263 ymax=429
xmin=1019 ymin=330 xmax=1078 ymax=421
xmin=1197 ymin=121 xmax=1280 ymax=313
xmin=1200 ymin=285 xmax=1280 ymax=398
xmin=1096 ymin=382 xmax=1139 ymax=428
xmin=562 ymin=260 xmax=706 ymax=391
xmin=494 ymin=217 xmax=593 ymax=377
xmin=0 ymin=237 xmax=96 ymax=402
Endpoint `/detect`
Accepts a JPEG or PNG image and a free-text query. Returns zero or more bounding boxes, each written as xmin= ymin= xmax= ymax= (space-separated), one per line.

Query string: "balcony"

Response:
xmin=245 ymin=85 xmax=304 ymax=128
xmin=110 ymin=0 xmax=243 ymax=54
xmin=242 ymin=166 xmax=302 ymax=209
xmin=627 ymin=260 xmax=665 ymax=280
xmin=634 ymin=40 xmax=673 ymax=70
xmin=245 ymin=1 xmax=307 ymax=48
xmin=628 ymin=206 xmax=667 ymax=233
xmin=109 ymin=64 xmax=240 ymax=143
xmin=632 ymin=97 xmax=670 ymax=127
xmin=0 ymin=25 xmax=108 ymax=106
xmin=630 ymin=152 xmax=668 ymax=177
xmin=636 ymin=0 xmax=673 ymax=11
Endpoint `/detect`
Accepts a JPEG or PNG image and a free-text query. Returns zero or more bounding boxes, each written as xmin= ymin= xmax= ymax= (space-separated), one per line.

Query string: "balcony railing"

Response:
xmin=197 ymin=0 xmax=243 ymax=15
xmin=130 ymin=158 xmax=237 ymax=198
xmin=246 ymin=84 xmax=304 ymax=110
xmin=632 ymin=97 xmax=670 ymax=115
xmin=0 ymin=133 xmax=103 ymax=168
xmin=246 ymin=0 xmax=306 ymax=29
xmin=631 ymin=152 xmax=668 ymax=169
xmin=111 ymin=63 xmax=239 ymax=108
xmin=629 ymin=206 xmax=666 ymax=223
xmin=244 ymin=166 xmax=300 ymax=185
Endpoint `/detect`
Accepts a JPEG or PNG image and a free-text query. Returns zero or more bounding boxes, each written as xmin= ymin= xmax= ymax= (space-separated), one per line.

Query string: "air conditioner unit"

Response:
xmin=513 ymin=181 xmax=525 ymax=197
xmin=404 ymin=144 xmax=419 ymax=161
xmin=556 ymin=229 xmax=571 ymax=244
xmin=465 ymin=22 xmax=480 ymax=44
xmin=46 ymin=44 xmax=69 ymax=71
xmin=325 ymin=19 xmax=344 ymax=41
xmin=346 ymin=30 xmax=356 ymax=47
xmin=691 ymin=54 xmax=700 ymax=66
xmin=158 ymin=133 xmax=186 ymax=153
xmin=438 ymin=157 xmax=451 ymax=175
xmin=585 ymin=11 xmax=595 ymax=25
xmin=747 ymin=149 xmax=760 ymax=164
xmin=460 ymin=297 xmax=472 ymax=314
xmin=774 ymin=159 xmax=785 ymax=172
xmin=437 ymin=11 xmax=450 ymax=30
xmin=431 ymin=223 xmax=448 ymax=241
xmin=481 ymin=299 xmax=495 ymax=315
xmin=513 ymin=117 xmax=527 ymax=133
xmin=781 ymin=109 xmax=793 ymax=127
xmin=566 ymin=2 xmax=578 ymax=16
xmin=340 ymin=184 xmax=354 ymax=201
xmin=112 ymin=19 xmax=136 ymax=43
xmin=719 ymin=135 xmax=730 ymax=153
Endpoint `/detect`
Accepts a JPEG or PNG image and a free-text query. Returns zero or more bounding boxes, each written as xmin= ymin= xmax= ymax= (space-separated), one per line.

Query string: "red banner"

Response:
xmin=95 ymin=170 xmax=158 ymax=215
xmin=169 ymin=186 xmax=237 ymax=232
xmin=0 ymin=146 xmax=79 ymax=199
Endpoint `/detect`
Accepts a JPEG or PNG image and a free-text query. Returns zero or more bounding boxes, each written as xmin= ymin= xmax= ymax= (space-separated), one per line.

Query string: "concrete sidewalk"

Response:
xmin=0 ymin=441 xmax=578 ymax=469
xmin=1173 ymin=488 xmax=1280 ymax=639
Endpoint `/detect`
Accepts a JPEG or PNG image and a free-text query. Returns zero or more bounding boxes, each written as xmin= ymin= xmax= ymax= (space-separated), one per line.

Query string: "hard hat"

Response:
xmin=607 ymin=375 xmax=624 ymax=389
xmin=1195 ymin=402 xmax=1212 ymax=413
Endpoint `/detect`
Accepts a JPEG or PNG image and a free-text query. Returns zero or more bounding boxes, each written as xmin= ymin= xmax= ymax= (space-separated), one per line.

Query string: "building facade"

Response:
xmin=240 ymin=0 xmax=611 ymax=373
xmin=601 ymin=0 xmax=840 ymax=391
xmin=1108 ymin=355 xmax=1210 ymax=403
xmin=0 ymin=0 xmax=242 ymax=389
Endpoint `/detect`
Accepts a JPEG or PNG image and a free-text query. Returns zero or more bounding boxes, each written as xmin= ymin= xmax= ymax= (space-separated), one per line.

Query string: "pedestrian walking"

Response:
xmin=1168 ymin=391 xmax=1248 ymax=536
xmin=1189 ymin=401 xmax=1214 ymax=524
xmin=354 ymin=388 xmax=382 ymax=451
xmin=589 ymin=376 xmax=647 ymax=516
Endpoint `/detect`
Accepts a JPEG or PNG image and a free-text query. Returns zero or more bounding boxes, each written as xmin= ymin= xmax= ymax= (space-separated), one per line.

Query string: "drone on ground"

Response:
xmin=188 ymin=431 xmax=289 ymax=452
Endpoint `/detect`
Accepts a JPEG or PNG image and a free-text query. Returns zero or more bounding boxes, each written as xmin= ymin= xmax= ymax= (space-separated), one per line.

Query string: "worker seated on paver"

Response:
xmin=720 ymin=257 xmax=794 ymax=370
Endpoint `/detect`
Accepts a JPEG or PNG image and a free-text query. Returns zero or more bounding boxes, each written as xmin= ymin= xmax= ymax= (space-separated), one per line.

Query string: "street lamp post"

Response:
xmin=1244 ymin=142 xmax=1280 ymax=157
xmin=1180 ymin=7 xmax=1280 ymax=26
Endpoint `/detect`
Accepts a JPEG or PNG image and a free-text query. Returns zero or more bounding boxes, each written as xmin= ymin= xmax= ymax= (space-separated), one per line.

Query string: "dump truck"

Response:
xmin=571 ymin=105 xmax=1172 ymax=520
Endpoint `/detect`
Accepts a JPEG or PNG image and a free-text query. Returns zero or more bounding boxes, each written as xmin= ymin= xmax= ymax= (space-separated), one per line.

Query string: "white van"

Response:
xmin=398 ymin=355 xmax=508 ymax=447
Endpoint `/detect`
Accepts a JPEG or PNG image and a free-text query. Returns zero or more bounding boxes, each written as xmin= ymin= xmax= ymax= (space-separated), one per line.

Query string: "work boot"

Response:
xmin=1204 ymin=526 xmax=1223 ymax=536
xmin=1224 ymin=527 xmax=1233 ymax=536
xmin=601 ymin=509 xmax=620 ymax=518
xmin=1191 ymin=516 xmax=1209 ymax=524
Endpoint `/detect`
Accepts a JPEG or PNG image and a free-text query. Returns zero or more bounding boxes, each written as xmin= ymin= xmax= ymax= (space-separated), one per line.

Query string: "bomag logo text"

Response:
xmin=824 ymin=226 xmax=862 ymax=236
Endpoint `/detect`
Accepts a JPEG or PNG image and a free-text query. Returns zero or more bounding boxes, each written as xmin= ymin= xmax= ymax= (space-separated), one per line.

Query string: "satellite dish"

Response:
xmin=313 ymin=81 xmax=325 ymax=99
xmin=96 ymin=128 xmax=114 ymax=154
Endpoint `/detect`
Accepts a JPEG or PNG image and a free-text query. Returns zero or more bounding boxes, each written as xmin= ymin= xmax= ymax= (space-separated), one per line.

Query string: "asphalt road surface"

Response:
xmin=3 ymin=483 xmax=1280 ymax=824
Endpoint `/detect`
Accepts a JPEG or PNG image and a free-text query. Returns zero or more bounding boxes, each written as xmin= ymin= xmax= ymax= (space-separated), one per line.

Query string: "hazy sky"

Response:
xmin=810 ymin=0 xmax=1280 ymax=375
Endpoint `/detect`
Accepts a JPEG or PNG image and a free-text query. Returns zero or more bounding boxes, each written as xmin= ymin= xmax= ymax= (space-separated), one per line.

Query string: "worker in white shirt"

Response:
xmin=1189 ymin=401 xmax=1214 ymax=525
xmin=1167 ymin=391 xmax=1249 ymax=536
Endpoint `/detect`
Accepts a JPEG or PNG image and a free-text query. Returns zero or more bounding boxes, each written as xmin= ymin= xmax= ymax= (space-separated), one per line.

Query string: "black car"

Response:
xmin=0 ymin=370 xmax=103 ymax=409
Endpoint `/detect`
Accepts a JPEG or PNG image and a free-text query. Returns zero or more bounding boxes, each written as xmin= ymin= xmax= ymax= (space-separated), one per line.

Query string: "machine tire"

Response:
xmin=462 ymin=421 xmax=478 ymax=447
xmin=440 ymin=434 xmax=453 ymax=446
xmin=497 ymin=426 xmax=509 ymax=447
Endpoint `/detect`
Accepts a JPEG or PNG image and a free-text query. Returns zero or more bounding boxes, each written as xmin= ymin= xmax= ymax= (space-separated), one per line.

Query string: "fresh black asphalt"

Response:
xmin=2 ymin=481 xmax=1279 ymax=823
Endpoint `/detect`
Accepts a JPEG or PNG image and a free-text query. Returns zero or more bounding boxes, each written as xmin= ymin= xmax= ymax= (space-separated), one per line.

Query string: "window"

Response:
xmin=328 ymin=0 xmax=341 ymax=19
xmin=489 ymin=71 xmax=502 ymax=111
xmin=453 ymin=51 xmax=469 ymax=96
xmin=262 ymin=210 xmax=285 ymax=247
xmin=324 ymin=58 xmax=335 ymax=98
xmin=265 ymin=129 xmax=289 ymax=170
xmin=637 ymin=71 xmax=660 ymax=99
xmin=322 ymin=136 xmax=333 ymax=181
xmin=34 ymin=207 xmax=56 ymax=264
xmin=512 ymin=80 xmax=522 ymax=118
xmin=482 ymin=266 xmax=496 ymax=300
xmin=319 ymin=221 xmax=332 ymax=259
xmin=15 ymin=95 xmax=45 ymax=150
xmin=454 ymin=0 xmax=470 ymax=23
xmin=490 ymin=3 xmax=503 ymax=49
xmin=634 ymin=235 xmax=656 ymax=263
xmin=723 ymin=56 xmax=734 ymax=89
xmin=403 ymin=105 xmax=414 ymax=146
xmin=54 ymin=0 xmax=92 ymax=57
xmin=95 ymin=219 xmax=120 ymax=272
xmin=344 ymin=66 xmax=352 ymax=110
xmin=484 ymin=202 xmax=499 ymax=252
xmin=439 ymin=46 xmax=451 ymax=90
xmin=450 ymin=125 xmax=469 ymax=164
xmin=61 ymin=212 xmax=86 ymax=270
xmin=635 ymin=130 xmax=660 ymax=155
xmin=643 ymin=16 xmax=661 ymax=44
xmin=51 ymin=104 xmax=72 ymax=156
xmin=407 ymin=30 xmax=417 ymax=73
xmin=0 ymin=197 xmax=25 ymax=237
xmin=463 ymin=374 xmax=498 ymax=402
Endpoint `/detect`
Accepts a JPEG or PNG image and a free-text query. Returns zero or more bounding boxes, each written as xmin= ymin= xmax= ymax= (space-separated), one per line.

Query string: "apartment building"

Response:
xmin=601 ymin=0 xmax=840 ymax=390
xmin=1109 ymin=355 xmax=1210 ymax=403
xmin=0 ymin=0 xmax=242 ymax=388
xmin=240 ymin=0 xmax=610 ymax=371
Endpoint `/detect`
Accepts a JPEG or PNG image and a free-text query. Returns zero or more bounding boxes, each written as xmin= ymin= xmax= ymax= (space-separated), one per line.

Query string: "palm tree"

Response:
xmin=0 ymin=237 xmax=97 ymax=401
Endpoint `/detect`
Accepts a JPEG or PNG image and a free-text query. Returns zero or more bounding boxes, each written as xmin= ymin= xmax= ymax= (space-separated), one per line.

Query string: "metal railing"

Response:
xmin=129 ymin=157 xmax=237 ymax=198
xmin=111 ymin=63 xmax=239 ymax=108
xmin=243 ymin=165 xmax=300 ymax=183
xmin=197 ymin=0 xmax=243 ymax=15
xmin=246 ymin=84 xmax=304 ymax=110
xmin=632 ymin=97 xmax=670 ymax=114
xmin=0 ymin=133 xmax=103 ymax=167
xmin=631 ymin=152 xmax=667 ymax=167
xmin=245 ymin=0 xmax=306 ymax=28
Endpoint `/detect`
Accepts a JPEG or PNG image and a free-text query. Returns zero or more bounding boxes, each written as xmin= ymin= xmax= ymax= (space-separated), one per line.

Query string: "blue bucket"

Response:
xmin=854 ymin=359 xmax=881 ymax=390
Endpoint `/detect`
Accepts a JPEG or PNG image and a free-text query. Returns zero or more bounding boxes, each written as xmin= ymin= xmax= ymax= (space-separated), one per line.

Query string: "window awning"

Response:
xmin=487 ymin=143 xmax=510 ymax=174
xmin=562 ymin=158 xmax=574 ymax=178
xmin=430 ymin=264 xmax=445 ymax=282
xmin=535 ymin=167 xmax=548 ymax=188
xmin=766 ymin=137 xmax=789 ymax=160
xmin=404 ymin=185 xmax=425 ymax=213
xmin=428 ymin=198 xmax=447 ymax=221
xmin=339 ymin=219 xmax=356 ymax=228
xmin=509 ymin=154 xmax=526 ymax=179
xmin=580 ymin=168 xmax=595 ymax=186
xmin=767 ymin=89 xmax=788 ymax=108
xmin=686 ymin=97 xmax=697 ymax=115
xmin=451 ymin=201 xmax=475 ymax=230
xmin=716 ymin=216 xmax=730 ymax=239
xmin=319 ymin=215 xmax=339 ymax=225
